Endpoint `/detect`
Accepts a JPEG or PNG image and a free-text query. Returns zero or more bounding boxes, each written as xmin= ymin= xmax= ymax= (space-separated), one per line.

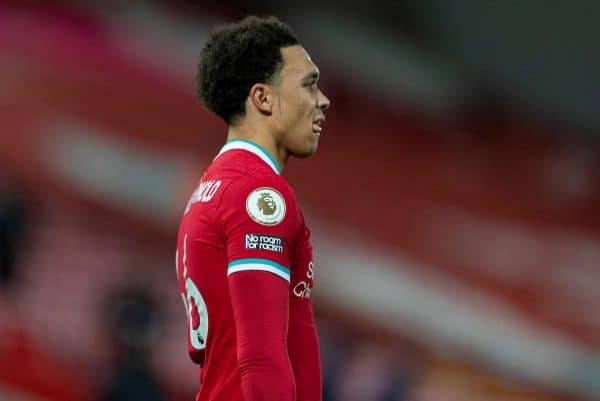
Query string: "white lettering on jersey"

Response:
xmin=185 ymin=180 xmax=222 ymax=213
xmin=292 ymin=261 xmax=315 ymax=299
xmin=179 ymin=233 xmax=209 ymax=350
xmin=245 ymin=234 xmax=284 ymax=253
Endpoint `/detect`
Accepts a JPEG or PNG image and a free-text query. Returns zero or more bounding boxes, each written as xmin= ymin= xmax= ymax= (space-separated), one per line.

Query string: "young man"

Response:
xmin=176 ymin=16 xmax=330 ymax=401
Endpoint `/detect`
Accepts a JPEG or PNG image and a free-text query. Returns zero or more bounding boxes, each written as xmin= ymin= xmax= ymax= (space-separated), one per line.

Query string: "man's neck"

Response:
xmin=227 ymin=124 xmax=288 ymax=171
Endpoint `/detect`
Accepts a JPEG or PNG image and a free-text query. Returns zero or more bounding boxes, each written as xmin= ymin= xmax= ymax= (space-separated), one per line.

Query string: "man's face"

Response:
xmin=271 ymin=45 xmax=330 ymax=158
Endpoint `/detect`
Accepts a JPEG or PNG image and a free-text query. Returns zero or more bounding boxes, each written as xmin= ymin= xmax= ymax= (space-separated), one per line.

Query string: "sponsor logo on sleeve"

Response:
xmin=246 ymin=187 xmax=286 ymax=225
xmin=245 ymin=234 xmax=284 ymax=254
xmin=292 ymin=261 xmax=315 ymax=299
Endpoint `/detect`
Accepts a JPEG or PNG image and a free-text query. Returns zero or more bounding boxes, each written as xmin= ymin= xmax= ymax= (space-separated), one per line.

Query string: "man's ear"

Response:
xmin=248 ymin=83 xmax=273 ymax=115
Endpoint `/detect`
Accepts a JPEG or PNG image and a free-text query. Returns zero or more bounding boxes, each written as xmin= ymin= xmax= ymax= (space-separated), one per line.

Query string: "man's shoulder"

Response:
xmin=212 ymin=152 xmax=290 ymax=192
xmin=220 ymin=170 xmax=293 ymax=208
xmin=215 ymin=170 xmax=296 ymax=228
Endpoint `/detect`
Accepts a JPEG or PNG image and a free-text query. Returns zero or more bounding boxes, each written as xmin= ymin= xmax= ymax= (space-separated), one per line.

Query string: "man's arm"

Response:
xmin=221 ymin=176 xmax=299 ymax=400
xmin=288 ymin=298 xmax=322 ymax=401
xmin=229 ymin=271 xmax=295 ymax=401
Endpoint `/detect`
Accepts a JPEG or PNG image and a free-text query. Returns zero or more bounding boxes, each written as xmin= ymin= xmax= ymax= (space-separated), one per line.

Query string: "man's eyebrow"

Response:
xmin=302 ymin=70 xmax=320 ymax=82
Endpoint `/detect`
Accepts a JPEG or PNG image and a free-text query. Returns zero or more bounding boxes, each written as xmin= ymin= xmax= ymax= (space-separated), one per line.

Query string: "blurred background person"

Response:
xmin=0 ymin=180 xmax=28 ymax=291
xmin=99 ymin=286 xmax=166 ymax=401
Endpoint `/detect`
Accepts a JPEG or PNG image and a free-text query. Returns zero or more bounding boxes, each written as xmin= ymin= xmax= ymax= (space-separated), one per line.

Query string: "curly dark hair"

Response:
xmin=197 ymin=16 xmax=299 ymax=125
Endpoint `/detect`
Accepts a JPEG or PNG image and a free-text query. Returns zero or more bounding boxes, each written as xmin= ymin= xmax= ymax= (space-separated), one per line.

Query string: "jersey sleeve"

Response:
xmin=288 ymin=220 xmax=322 ymax=401
xmin=219 ymin=174 xmax=300 ymax=401
xmin=220 ymin=175 xmax=299 ymax=282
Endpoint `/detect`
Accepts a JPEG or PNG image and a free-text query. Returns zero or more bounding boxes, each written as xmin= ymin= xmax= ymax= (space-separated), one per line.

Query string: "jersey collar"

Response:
xmin=215 ymin=139 xmax=281 ymax=175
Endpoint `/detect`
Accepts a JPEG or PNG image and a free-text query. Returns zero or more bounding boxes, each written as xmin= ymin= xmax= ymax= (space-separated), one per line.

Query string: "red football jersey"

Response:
xmin=176 ymin=139 xmax=321 ymax=401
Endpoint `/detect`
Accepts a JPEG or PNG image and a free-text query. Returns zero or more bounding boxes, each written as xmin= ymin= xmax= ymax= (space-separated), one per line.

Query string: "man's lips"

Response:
xmin=313 ymin=116 xmax=325 ymax=134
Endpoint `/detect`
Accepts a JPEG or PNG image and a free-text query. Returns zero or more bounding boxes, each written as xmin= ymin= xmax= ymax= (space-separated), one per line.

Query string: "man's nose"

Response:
xmin=318 ymin=90 xmax=330 ymax=111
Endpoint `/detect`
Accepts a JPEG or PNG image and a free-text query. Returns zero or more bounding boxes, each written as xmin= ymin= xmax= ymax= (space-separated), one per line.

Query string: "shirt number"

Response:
xmin=178 ymin=234 xmax=209 ymax=350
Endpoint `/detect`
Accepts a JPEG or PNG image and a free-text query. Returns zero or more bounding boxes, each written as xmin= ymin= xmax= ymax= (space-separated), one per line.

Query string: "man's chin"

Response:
xmin=290 ymin=145 xmax=317 ymax=159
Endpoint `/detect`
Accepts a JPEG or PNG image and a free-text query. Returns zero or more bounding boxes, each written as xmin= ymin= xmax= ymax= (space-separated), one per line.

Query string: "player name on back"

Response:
xmin=185 ymin=179 xmax=222 ymax=213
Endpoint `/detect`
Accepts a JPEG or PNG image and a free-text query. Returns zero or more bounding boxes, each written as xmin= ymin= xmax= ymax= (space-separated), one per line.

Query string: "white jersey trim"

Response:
xmin=215 ymin=139 xmax=281 ymax=175
xmin=227 ymin=259 xmax=290 ymax=283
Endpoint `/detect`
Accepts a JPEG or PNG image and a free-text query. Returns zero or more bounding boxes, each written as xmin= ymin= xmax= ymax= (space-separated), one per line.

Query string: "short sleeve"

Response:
xmin=220 ymin=175 xmax=299 ymax=283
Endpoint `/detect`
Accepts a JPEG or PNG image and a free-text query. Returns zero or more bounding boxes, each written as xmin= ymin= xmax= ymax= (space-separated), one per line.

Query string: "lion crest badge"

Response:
xmin=246 ymin=187 xmax=286 ymax=225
